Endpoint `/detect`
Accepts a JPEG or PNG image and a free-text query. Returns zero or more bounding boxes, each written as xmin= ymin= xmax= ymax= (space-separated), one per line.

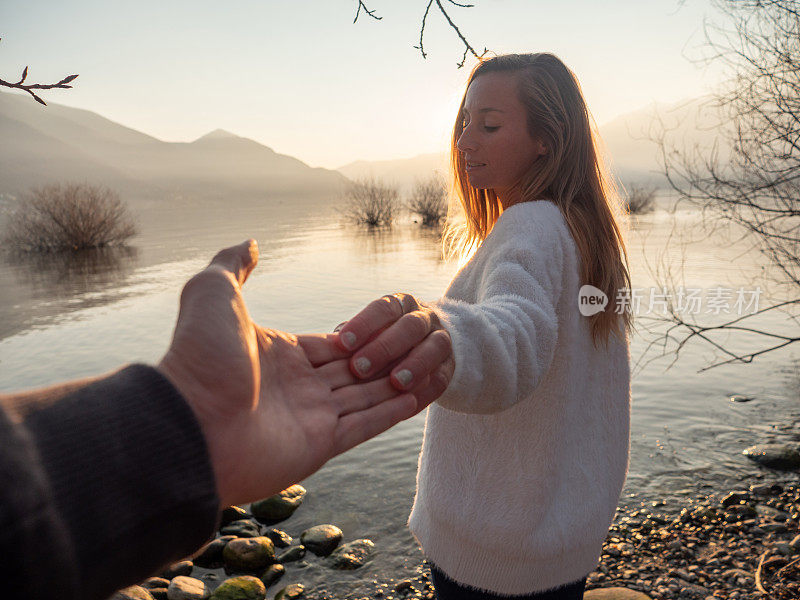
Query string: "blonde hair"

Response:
xmin=444 ymin=52 xmax=633 ymax=348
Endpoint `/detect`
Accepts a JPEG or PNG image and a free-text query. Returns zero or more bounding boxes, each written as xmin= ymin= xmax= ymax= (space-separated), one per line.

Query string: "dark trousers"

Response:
xmin=429 ymin=563 xmax=587 ymax=600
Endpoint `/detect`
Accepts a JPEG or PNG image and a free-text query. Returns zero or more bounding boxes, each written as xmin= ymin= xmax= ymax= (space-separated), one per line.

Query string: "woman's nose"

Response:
xmin=456 ymin=127 xmax=476 ymax=153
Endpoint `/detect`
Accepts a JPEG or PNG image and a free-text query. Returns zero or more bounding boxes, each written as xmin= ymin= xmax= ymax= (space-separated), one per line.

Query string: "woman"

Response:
xmin=337 ymin=53 xmax=633 ymax=600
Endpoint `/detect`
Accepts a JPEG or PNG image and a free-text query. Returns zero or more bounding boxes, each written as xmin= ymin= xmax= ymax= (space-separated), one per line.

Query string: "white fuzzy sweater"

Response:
xmin=408 ymin=199 xmax=631 ymax=595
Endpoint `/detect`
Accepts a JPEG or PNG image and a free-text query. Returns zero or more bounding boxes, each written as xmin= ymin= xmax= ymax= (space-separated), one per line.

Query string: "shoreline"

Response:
xmin=352 ymin=476 xmax=799 ymax=600
xmin=119 ymin=470 xmax=799 ymax=600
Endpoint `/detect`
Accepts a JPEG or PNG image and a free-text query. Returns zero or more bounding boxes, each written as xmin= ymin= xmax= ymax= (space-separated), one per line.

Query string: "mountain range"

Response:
xmin=1 ymin=91 xmax=722 ymax=203
xmin=0 ymin=91 xmax=348 ymax=204
xmin=338 ymin=96 xmax=723 ymax=192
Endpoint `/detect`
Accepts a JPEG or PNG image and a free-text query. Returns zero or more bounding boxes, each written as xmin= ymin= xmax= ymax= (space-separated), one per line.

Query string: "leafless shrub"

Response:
xmin=341 ymin=177 xmax=400 ymax=227
xmin=624 ymin=185 xmax=657 ymax=215
xmin=3 ymin=183 xmax=137 ymax=252
xmin=407 ymin=176 xmax=447 ymax=226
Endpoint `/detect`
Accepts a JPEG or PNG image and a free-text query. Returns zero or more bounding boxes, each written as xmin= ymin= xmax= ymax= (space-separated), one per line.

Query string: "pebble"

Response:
xmin=161 ymin=561 xmax=193 ymax=580
xmin=300 ymin=524 xmax=343 ymax=556
xmin=110 ymin=586 xmax=155 ymax=600
xmin=277 ymin=545 xmax=306 ymax=563
xmin=266 ymin=529 xmax=293 ymax=548
xmin=750 ymin=483 xmax=783 ymax=496
xmin=394 ymin=580 xmax=414 ymax=594
xmin=250 ymin=484 xmax=306 ymax=523
xmin=208 ymin=576 xmax=266 ymax=600
xmin=220 ymin=506 xmax=251 ymax=527
xmin=772 ymin=541 xmax=795 ymax=556
xmin=166 ymin=576 xmax=209 ymax=600
xmin=220 ymin=520 xmax=261 ymax=538
xmin=222 ymin=537 xmax=276 ymax=571
xmin=193 ymin=536 xmax=236 ymax=567
xmin=721 ymin=491 xmax=749 ymax=507
xmin=274 ymin=583 xmax=305 ymax=599
xmin=742 ymin=444 xmax=800 ymax=470
xmin=326 ymin=539 xmax=375 ymax=570
xmin=259 ymin=563 xmax=285 ymax=588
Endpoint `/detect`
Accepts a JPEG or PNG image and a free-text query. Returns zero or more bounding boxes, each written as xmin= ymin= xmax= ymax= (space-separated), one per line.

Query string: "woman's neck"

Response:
xmin=495 ymin=186 xmax=525 ymax=210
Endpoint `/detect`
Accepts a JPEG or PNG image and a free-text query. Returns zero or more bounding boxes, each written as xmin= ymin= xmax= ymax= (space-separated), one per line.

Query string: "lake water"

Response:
xmin=1 ymin=195 xmax=798 ymax=596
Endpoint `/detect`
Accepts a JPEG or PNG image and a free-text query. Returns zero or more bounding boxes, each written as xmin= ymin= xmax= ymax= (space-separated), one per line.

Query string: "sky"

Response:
xmin=1 ymin=0 xmax=726 ymax=169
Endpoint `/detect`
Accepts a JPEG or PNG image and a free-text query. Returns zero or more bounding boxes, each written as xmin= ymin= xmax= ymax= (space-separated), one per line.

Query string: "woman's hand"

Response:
xmin=334 ymin=293 xmax=455 ymax=409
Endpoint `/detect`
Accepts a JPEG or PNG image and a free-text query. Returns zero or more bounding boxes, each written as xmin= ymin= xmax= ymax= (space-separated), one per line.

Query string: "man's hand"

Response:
xmin=157 ymin=240 xmax=431 ymax=509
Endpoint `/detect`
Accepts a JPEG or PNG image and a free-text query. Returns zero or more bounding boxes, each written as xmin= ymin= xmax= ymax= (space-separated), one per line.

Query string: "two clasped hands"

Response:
xmin=158 ymin=239 xmax=455 ymax=510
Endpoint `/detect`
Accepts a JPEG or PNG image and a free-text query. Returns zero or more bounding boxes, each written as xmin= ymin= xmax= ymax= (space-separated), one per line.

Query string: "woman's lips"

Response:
xmin=466 ymin=161 xmax=486 ymax=172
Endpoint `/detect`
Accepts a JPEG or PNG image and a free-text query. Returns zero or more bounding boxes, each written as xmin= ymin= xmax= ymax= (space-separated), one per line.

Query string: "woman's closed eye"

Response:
xmin=484 ymin=125 xmax=500 ymax=132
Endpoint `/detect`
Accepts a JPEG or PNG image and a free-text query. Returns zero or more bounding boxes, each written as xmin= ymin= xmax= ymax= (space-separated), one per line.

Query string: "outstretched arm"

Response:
xmin=0 ymin=239 xmax=453 ymax=600
xmin=336 ymin=219 xmax=565 ymax=414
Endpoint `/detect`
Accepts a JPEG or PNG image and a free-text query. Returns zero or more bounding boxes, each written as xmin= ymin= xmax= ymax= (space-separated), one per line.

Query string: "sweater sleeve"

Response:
xmin=0 ymin=364 xmax=221 ymax=600
xmin=428 ymin=212 xmax=566 ymax=414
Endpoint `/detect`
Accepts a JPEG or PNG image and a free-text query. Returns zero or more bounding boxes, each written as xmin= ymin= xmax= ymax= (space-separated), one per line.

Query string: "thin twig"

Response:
xmin=0 ymin=38 xmax=78 ymax=105
xmin=773 ymin=555 xmax=800 ymax=578
xmin=755 ymin=549 xmax=769 ymax=594
xmin=353 ymin=0 xmax=381 ymax=23
xmin=354 ymin=0 xmax=487 ymax=67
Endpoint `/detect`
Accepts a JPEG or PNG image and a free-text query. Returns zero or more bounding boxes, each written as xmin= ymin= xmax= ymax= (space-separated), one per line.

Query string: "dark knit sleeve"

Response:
xmin=7 ymin=364 xmax=221 ymax=600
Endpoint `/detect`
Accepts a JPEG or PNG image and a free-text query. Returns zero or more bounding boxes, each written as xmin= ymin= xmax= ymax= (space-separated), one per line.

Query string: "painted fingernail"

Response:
xmin=341 ymin=331 xmax=357 ymax=350
xmin=395 ymin=369 xmax=413 ymax=387
xmin=354 ymin=356 xmax=371 ymax=375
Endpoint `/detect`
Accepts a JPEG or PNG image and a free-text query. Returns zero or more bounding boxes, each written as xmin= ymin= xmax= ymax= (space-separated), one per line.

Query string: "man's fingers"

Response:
xmin=208 ymin=239 xmax=259 ymax=286
xmin=316 ymin=356 xmax=404 ymax=390
xmin=332 ymin=394 xmax=417 ymax=457
xmin=316 ymin=359 xmax=359 ymax=389
xmin=334 ymin=294 xmax=413 ymax=352
xmin=388 ymin=328 xmax=452 ymax=391
xmin=332 ymin=376 xmax=403 ymax=416
xmin=297 ymin=334 xmax=352 ymax=367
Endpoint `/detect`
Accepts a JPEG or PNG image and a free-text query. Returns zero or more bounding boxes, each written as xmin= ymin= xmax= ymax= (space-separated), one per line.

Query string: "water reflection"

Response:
xmin=8 ymin=246 xmax=139 ymax=295
xmin=347 ymin=226 xmax=405 ymax=258
xmin=409 ymin=225 xmax=446 ymax=264
xmin=0 ymin=246 xmax=140 ymax=340
xmin=344 ymin=223 xmax=446 ymax=266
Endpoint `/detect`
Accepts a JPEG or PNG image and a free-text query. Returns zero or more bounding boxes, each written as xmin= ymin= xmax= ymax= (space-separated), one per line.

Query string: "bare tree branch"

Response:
xmin=0 ymin=38 xmax=78 ymax=105
xmin=354 ymin=0 xmax=488 ymax=67
xmin=647 ymin=0 xmax=800 ymax=370
xmin=353 ymin=0 xmax=381 ymax=23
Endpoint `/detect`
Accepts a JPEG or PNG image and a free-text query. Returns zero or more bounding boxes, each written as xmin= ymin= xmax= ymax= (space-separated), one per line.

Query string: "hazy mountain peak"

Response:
xmin=0 ymin=98 xmax=347 ymax=200
xmin=195 ymin=128 xmax=239 ymax=141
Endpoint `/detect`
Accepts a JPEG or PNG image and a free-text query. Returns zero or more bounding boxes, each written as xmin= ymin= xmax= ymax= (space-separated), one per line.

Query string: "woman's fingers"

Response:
xmin=348 ymin=309 xmax=434 ymax=379
xmin=388 ymin=328 xmax=453 ymax=391
xmin=334 ymin=294 xmax=418 ymax=352
xmin=411 ymin=361 xmax=455 ymax=412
